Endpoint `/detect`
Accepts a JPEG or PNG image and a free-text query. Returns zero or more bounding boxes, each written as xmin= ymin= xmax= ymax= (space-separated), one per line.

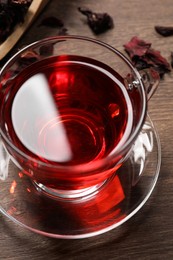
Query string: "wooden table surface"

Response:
xmin=0 ymin=0 xmax=173 ymax=259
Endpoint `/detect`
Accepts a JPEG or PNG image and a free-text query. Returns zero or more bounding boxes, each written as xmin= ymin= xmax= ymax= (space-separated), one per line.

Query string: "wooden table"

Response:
xmin=0 ymin=0 xmax=173 ymax=259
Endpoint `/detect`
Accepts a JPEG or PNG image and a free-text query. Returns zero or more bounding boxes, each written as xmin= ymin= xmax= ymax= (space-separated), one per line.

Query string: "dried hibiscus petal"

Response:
xmin=132 ymin=56 xmax=151 ymax=70
xmin=124 ymin=36 xmax=151 ymax=59
xmin=11 ymin=0 xmax=32 ymax=5
xmin=144 ymin=49 xmax=171 ymax=78
xmin=39 ymin=16 xmax=64 ymax=28
xmin=146 ymin=48 xmax=170 ymax=69
xmin=152 ymin=64 xmax=171 ymax=78
xmin=155 ymin=26 xmax=173 ymax=37
xmin=171 ymin=52 xmax=173 ymax=68
xmin=0 ymin=0 xmax=32 ymax=43
xmin=124 ymin=36 xmax=171 ymax=78
xmin=78 ymin=7 xmax=114 ymax=34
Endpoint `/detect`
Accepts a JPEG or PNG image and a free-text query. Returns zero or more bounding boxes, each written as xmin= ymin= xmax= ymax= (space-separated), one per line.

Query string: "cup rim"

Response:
xmin=0 ymin=35 xmax=147 ymax=173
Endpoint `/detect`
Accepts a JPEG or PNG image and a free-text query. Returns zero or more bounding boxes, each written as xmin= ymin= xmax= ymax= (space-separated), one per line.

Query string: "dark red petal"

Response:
xmin=171 ymin=52 xmax=173 ymax=68
xmin=123 ymin=36 xmax=151 ymax=59
xmin=152 ymin=64 xmax=170 ymax=78
xmin=78 ymin=7 xmax=92 ymax=16
xmin=78 ymin=7 xmax=114 ymax=34
xmin=132 ymin=56 xmax=151 ymax=70
xmin=0 ymin=1 xmax=32 ymax=43
xmin=146 ymin=48 xmax=171 ymax=70
xmin=124 ymin=36 xmax=171 ymax=78
xmin=155 ymin=26 xmax=173 ymax=37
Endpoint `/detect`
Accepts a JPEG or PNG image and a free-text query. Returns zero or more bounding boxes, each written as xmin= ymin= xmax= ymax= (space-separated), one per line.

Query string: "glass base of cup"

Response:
xmin=33 ymin=180 xmax=108 ymax=201
xmin=0 ymin=115 xmax=161 ymax=239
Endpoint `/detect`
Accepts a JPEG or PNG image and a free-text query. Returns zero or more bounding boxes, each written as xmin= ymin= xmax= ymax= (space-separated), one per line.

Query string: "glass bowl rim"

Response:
xmin=0 ymin=35 xmax=147 ymax=173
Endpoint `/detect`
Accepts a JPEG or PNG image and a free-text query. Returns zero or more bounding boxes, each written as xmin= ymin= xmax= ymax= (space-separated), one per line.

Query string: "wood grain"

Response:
xmin=0 ymin=0 xmax=173 ymax=259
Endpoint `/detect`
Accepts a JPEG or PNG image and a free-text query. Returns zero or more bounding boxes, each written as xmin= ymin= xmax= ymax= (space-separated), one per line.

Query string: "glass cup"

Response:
xmin=0 ymin=36 xmax=160 ymax=237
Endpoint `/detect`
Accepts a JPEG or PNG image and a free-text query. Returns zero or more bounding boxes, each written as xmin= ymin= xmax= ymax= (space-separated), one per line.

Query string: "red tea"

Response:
xmin=1 ymin=55 xmax=133 ymax=188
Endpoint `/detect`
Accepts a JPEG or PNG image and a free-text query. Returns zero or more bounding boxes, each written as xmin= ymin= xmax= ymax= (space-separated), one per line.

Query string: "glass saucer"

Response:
xmin=0 ymin=115 xmax=161 ymax=239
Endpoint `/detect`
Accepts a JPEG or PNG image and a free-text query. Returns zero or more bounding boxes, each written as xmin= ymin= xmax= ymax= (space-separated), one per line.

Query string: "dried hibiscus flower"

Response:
xmin=124 ymin=36 xmax=171 ymax=78
xmin=145 ymin=48 xmax=171 ymax=76
xmin=0 ymin=0 xmax=32 ymax=43
xmin=78 ymin=7 xmax=114 ymax=34
xmin=155 ymin=26 xmax=173 ymax=37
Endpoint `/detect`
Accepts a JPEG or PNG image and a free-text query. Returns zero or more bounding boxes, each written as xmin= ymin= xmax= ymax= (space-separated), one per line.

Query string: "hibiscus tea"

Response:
xmin=1 ymin=55 xmax=133 ymax=189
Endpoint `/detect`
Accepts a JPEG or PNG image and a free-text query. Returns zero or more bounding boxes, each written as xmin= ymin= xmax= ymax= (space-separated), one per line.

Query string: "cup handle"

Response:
xmin=139 ymin=68 xmax=160 ymax=100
